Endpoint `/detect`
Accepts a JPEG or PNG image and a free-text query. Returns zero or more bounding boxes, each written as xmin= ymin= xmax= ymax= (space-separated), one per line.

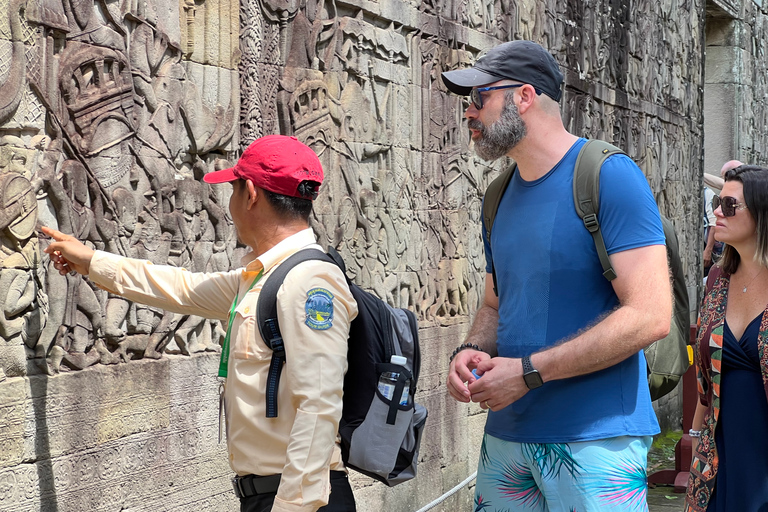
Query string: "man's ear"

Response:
xmin=245 ymin=180 xmax=258 ymax=210
xmin=516 ymin=84 xmax=538 ymax=115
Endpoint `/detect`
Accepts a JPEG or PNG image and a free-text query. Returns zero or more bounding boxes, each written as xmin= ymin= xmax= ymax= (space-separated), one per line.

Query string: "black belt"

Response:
xmin=232 ymin=474 xmax=281 ymax=498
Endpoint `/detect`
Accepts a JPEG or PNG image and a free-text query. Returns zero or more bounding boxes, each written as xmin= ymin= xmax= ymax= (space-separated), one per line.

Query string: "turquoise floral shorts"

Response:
xmin=474 ymin=433 xmax=652 ymax=512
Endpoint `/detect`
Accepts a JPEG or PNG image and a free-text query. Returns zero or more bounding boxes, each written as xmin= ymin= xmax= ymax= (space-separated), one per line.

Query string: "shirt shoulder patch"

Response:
xmin=305 ymin=288 xmax=334 ymax=330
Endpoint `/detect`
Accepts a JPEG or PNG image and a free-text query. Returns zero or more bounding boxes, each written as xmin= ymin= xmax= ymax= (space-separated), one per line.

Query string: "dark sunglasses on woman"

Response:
xmin=712 ymin=195 xmax=748 ymax=217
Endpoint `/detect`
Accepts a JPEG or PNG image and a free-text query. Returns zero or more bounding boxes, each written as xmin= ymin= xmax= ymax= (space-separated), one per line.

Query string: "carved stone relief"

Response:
xmin=739 ymin=4 xmax=768 ymax=166
xmin=8 ymin=0 xmax=768 ymax=508
xmin=0 ymin=0 xmax=239 ymax=377
xmin=239 ymin=0 xmax=706 ymax=333
xmin=0 ymin=0 xmax=720 ymax=388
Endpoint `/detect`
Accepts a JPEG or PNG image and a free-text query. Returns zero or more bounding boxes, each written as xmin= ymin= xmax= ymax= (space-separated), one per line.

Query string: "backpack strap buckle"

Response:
xmin=582 ymin=212 xmax=599 ymax=233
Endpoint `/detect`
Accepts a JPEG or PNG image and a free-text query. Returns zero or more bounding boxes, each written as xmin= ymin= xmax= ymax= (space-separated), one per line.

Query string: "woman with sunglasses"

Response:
xmin=686 ymin=165 xmax=768 ymax=511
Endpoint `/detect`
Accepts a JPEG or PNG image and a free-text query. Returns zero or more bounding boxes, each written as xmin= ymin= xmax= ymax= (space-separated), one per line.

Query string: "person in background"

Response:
xmin=686 ymin=165 xmax=768 ymax=511
xmin=703 ymin=160 xmax=744 ymax=275
xmin=42 ymin=135 xmax=358 ymax=512
xmin=703 ymin=186 xmax=717 ymax=275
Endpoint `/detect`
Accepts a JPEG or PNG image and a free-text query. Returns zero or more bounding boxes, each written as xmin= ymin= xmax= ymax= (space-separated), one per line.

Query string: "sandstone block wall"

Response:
xmin=240 ymin=0 xmax=707 ymax=506
xmin=0 ymin=0 xmax=241 ymax=383
xmin=0 ymin=355 xmax=237 ymax=511
xmin=704 ymin=0 xmax=768 ymax=173
xmin=0 ymin=0 xmax=750 ymax=507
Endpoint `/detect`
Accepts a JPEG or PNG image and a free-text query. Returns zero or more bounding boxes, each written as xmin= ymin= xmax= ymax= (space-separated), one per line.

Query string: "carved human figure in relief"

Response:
xmin=101 ymin=187 xmax=141 ymax=351
xmin=155 ymin=178 xmax=212 ymax=355
xmin=0 ymin=171 xmax=44 ymax=379
xmin=38 ymin=160 xmax=116 ymax=371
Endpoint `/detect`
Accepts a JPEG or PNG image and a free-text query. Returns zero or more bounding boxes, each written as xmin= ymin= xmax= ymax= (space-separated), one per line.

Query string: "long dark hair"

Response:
xmin=718 ymin=165 xmax=768 ymax=274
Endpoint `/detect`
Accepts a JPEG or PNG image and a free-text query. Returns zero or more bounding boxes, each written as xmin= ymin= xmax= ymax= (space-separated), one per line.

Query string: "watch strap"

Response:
xmin=522 ymin=355 xmax=535 ymax=374
xmin=521 ymin=355 xmax=543 ymax=390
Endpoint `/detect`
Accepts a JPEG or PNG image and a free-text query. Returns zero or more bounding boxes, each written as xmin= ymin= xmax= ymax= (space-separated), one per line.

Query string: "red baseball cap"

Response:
xmin=203 ymin=135 xmax=323 ymax=199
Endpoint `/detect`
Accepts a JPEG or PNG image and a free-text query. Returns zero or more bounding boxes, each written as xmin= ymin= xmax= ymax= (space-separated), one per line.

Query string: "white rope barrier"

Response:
xmin=414 ymin=471 xmax=477 ymax=512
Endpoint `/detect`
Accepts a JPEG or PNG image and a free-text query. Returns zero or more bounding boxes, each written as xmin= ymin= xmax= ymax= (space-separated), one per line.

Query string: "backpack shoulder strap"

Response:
xmin=257 ymin=247 xmax=336 ymax=418
xmin=483 ymin=164 xmax=516 ymax=296
xmin=572 ymin=139 xmax=625 ymax=282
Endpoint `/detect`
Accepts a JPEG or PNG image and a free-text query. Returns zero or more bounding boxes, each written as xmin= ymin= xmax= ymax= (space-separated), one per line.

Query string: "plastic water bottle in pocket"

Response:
xmin=377 ymin=355 xmax=410 ymax=406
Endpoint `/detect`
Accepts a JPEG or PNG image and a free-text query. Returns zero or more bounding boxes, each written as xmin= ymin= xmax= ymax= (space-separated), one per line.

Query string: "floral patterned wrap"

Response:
xmin=685 ymin=265 xmax=768 ymax=511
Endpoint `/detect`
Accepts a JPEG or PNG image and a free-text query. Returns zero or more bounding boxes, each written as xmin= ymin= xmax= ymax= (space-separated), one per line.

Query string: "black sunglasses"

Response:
xmin=712 ymin=195 xmax=748 ymax=217
xmin=470 ymin=84 xmax=525 ymax=110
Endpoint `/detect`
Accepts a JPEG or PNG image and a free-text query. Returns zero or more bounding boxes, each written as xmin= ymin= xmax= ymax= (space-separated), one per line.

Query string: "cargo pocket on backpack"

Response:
xmin=388 ymin=403 xmax=427 ymax=485
xmin=347 ymin=390 xmax=414 ymax=480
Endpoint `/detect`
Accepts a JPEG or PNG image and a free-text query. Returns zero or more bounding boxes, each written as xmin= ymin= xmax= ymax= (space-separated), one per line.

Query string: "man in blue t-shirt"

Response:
xmin=442 ymin=41 xmax=671 ymax=511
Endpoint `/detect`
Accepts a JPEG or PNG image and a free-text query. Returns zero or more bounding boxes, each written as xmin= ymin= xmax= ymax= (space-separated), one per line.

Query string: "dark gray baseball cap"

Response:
xmin=441 ymin=40 xmax=564 ymax=102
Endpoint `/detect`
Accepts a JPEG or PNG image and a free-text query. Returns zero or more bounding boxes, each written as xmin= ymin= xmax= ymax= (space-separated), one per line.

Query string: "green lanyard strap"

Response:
xmin=219 ymin=271 xmax=263 ymax=378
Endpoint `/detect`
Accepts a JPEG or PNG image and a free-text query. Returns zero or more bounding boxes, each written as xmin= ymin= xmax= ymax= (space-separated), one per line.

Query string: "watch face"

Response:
xmin=524 ymin=371 xmax=543 ymax=389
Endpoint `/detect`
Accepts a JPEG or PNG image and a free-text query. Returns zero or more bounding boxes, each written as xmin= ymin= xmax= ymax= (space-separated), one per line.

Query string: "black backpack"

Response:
xmin=482 ymin=139 xmax=690 ymax=401
xmin=256 ymin=247 xmax=427 ymax=486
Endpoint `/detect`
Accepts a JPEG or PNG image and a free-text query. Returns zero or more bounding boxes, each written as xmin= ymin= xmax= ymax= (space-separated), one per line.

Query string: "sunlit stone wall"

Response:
xmin=0 ymin=0 xmax=717 ymax=507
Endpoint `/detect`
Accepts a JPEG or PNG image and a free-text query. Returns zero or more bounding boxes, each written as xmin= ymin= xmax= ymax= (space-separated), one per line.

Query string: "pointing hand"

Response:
xmin=41 ymin=226 xmax=94 ymax=276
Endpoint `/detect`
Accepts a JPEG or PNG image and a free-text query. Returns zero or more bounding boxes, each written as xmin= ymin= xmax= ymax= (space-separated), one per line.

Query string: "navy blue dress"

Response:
xmin=708 ymin=313 xmax=768 ymax=511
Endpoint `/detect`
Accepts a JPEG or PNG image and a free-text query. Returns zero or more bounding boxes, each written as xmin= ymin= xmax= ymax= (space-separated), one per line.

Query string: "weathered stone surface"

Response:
xmin=3 ymin=0 xmax=768 ymax=507
xmin=653 ymin=380 xmax=684 ymax=433
xmin=0 ymin=354 xmax=236 ymax=512
xmin=704 ymin=83 xmax=739 ymax=173
xmin=242 ymin=0 xmax=711 ymax=506
xmin=704 ymin=3 xmax=768 ymax=190
xmin=0 ymin=0 xmax=239 ymax=377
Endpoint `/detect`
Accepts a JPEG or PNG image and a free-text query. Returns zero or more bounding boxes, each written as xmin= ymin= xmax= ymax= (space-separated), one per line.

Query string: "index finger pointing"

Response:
xmin=40 ymin=226 xmax=70 ymax=242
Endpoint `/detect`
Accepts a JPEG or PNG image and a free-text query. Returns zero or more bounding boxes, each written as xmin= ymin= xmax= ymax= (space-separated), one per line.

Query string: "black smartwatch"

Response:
xmin=522 ymin=355 xmax=543 ymax=390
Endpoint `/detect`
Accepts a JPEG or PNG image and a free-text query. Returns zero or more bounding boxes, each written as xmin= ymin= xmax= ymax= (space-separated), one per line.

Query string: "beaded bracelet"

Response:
xmin=450 ymin=343 xmax=484 ymax=363
xmin=688 ymin=429 xmax=702 ymax=438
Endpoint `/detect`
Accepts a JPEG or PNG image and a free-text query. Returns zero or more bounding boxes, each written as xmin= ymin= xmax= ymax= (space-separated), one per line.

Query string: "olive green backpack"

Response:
xmin=482 ymin=139 xmax=690 ymax=401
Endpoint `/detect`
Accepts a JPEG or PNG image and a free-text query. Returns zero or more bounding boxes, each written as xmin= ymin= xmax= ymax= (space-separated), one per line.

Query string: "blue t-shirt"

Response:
xmin=483 ymin=138 xmax=663 ymax=443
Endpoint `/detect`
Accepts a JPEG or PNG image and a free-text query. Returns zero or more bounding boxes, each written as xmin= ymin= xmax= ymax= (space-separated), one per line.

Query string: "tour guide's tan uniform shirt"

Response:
xmin=88 ymin=229 xmax=358 ymax=512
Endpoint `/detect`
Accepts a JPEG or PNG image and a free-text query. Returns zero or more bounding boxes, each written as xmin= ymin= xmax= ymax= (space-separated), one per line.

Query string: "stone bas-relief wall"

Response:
xmin=0 ymin=0 xmax=243 ymax=505
xmin=241 ymin=0 xmax=705 ymax=351
xmin=0 ymin=0 xmax=707 ymax=508
xmin=0 ymin=0 xmax=240 ymax=379
xmin=238 ymin=0 xmax=705 ymax=508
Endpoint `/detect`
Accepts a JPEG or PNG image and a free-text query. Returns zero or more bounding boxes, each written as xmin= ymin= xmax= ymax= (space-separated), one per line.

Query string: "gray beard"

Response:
xmin=469 ymin=101 xmax=527 ymax=161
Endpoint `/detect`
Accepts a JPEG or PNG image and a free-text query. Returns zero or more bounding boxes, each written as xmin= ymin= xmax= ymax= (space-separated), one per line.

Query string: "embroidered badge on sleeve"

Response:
xmin=305 ymin=288 xmax=334 ymax=330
